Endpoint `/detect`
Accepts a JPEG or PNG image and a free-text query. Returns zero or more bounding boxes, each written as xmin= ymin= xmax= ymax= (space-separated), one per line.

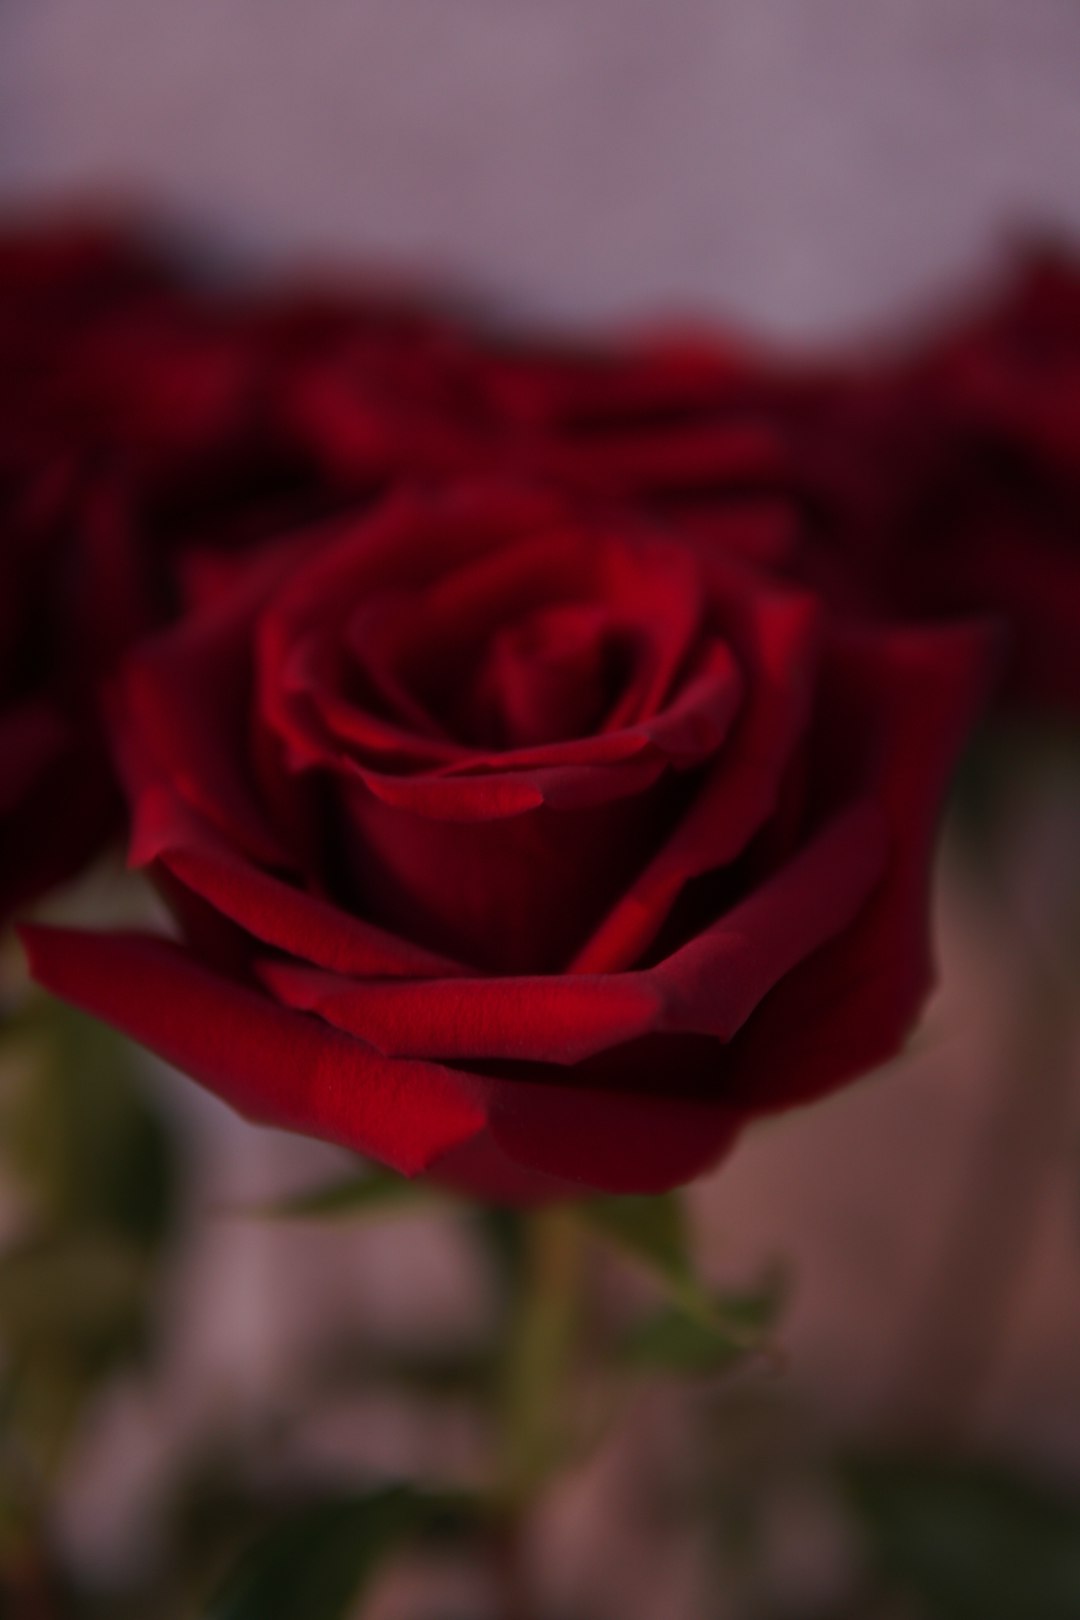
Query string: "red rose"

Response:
xmin=0 ymin=220 xmax=465 ymax=916
xmin=0 ymin=228 xmax=225 ymax=915
xmin=272 ymin=289 xmax=499 ymax=493
xmin=773 ymin=249 xmax=1080 ymax=713
xmin=479 ymin=329 xmax=790 ymax=552
xmin=24 ymin=481 xmax=987 ymax=1199
xmin=1 ymin=215 xmax=491 ymax=635
xmin=0 ymin=215 xmax=167 ymax=371
xmin=908 ymin=248 xmax=1080 ymax=711
xmin=280 ymin=314 xmax=800 ymax=569
xmin=0 ymin=415 xmax=133 ymax=919
xmin=0 ymin=221 xmax=170 ymax=918
xmin=491 ymin=333 xmax=803 ymax=572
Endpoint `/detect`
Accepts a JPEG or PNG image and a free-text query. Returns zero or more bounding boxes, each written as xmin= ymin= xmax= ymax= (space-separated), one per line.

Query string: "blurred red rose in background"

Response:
xmin=25 ymin=480 xmax=988 ymax=1199
xmin=474 ymin=330 xmax=797 ymax=566
xmin=772 ymin=248 xmax=1080 ymax=713
xmin=0 ymin=220 xmax=494 ymax=917
xmin=0 ymin=219 xmax=168 ymax=919
xmin=0 ymin=437 xmax=116 ymax=920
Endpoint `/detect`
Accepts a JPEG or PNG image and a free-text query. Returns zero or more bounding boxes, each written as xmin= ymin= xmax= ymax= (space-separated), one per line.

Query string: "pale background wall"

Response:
xmin=3 ymin=0 xmax=1080 ymax=343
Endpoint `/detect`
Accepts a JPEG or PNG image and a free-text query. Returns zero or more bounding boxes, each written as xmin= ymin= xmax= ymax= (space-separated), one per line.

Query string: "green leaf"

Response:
xmin=584 ymin=1194 xmax=692 ymax=1285
xmin=204 ymin=1488 xmax=452 ymax=1620
xmin=243 ymin=1164 xmax=438 ymax=1221
xmin=583 ymin=1193 xmax=730 ymax=1328
xmin=844 ymin=1452 xmax=1080 ymax=1620
xmin=582 ymin=1198 xmax=785 ymax=1379
xmin=619 ymin=1284 xmax=782 ymax=1377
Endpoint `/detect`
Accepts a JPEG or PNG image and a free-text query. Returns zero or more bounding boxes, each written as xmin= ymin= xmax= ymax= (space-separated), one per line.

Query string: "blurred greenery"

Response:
xmin=583 ymin=1193 xmax=693 ymax=1289
xmin=205 ymin=1488 xmax=414 ymax=1620
xmin=0 ymin=996 xmax=1076 ymax=1620
xmin=583 ymin=1194 xmax=786 ymax=1368
xmin=248 ymin=1163 xmax=439 ymax=1222
xmin=204 ymin=1486 xmax=476 ymax=1620
xmin=618 ymin=1281 xmax=784 ymax=1378
xmin=0 ymin=995 xmax=184 ymax=1608
xmin=1 ymin=997 xmax=178 ymax=1253
xmin=843 ymin=1452 xmax=1080 ymax=1620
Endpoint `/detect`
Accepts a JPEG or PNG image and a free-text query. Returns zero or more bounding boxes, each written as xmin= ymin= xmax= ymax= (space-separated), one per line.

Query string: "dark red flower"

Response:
xmin=278 ymin=313 xmax=799 ymax=568
xmin=773 ymin=249 xmax=1080 ymax=713
xmin=24 ymin=481 xmax=988 ymax=1199
xmin=0 ymin=440 xmax=119 ymax=919
xmin=477 ymin=327 xmax=794 ymax=565
xmin=0 ymin=218 xmax=172 ymax=918
xmin=0 ymin=219 xmax=501 ymax=918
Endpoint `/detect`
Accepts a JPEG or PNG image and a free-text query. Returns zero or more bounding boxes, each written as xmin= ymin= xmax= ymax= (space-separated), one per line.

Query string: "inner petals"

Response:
xmin=470 ymin=602 xmax=624 ymax=748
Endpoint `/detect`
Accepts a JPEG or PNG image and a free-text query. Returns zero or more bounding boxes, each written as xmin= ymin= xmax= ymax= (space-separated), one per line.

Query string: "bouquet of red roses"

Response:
xmin=3 ymin=213 xmax=1079 ymax=1619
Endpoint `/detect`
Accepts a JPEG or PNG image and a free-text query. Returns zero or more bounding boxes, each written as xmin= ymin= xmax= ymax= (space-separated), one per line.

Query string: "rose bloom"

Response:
xmin=0 ymin=219 xmax=490 ymax=917
xmin=773 ymin=248 xmax=1080 ymax=714
xmin=24 ymin=480 xmax=987 ymax=1198
xmin=0 ymin=215 xmax=168 ymax=378
xmin=291 ymin=318 xmax=800 ymax=571
xmin=0 ymin=223 xmax=288 ymax=917
xmin=2 ymin=214 xmax=493 ymax=640
xmin=0 ymin=220 xmax=170 ymax=919
xmin=478 ymin=329 xmax=794 ymax=565
xmin=0 ymin=432 xmax=120 ymax=920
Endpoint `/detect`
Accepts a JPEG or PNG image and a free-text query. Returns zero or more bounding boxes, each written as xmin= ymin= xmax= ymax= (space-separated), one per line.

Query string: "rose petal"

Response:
xmin=572 ymin=584 xmax=819 ymax=972
xmin=20 ymin=925 xmax=486 ymax=1175
xmin=257 ymin=797 xmax=884 ymax=1063
xmin=721 ymin=623 xmax=994 ymax=1111
xmin=448 ymin=1075 xmax=745 ymax=1198
xmin=131 ymin=784 xmax=470 ymax=979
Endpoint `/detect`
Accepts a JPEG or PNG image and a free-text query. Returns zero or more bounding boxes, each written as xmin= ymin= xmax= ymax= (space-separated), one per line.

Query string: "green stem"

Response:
xmin=498 ymin=1204 xmax=585 ymax=1510
xmin=488 ymin=1204 xmax=586 ymax=1619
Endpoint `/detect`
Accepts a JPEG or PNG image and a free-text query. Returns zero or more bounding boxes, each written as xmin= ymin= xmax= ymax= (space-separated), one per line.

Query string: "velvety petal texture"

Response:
xmin=23 ymin=476 xmax=989 ymax=1200
xmin=5 ymin=212 xmax=1018 ymax=1202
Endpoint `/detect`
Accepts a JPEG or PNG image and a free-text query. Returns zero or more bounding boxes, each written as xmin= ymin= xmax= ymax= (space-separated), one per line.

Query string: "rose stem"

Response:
xmin=494 ymin=1202 xmax=586 ymax=1619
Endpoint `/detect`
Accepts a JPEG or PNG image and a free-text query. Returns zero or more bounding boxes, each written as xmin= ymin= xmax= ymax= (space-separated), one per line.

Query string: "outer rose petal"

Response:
xmin=20 ymin=925 xmax=486 ymax=1176
xmin=257 ymin=959 xmax=667 ymax=1065
xmin=111 ymin=531 xmax=315 ymax=870
xmin=257 ymin=797 xmax=886 ymax=1062
xmin=21 ymin=922 xmax=744 ymax=1199
xmin=722 ymin=622 xmax=994 ymax=1111
xmin=432 ymin=1081 xmax=745 ymax=1201
xmin=128 ymin=783 xmax=470 ymax=979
